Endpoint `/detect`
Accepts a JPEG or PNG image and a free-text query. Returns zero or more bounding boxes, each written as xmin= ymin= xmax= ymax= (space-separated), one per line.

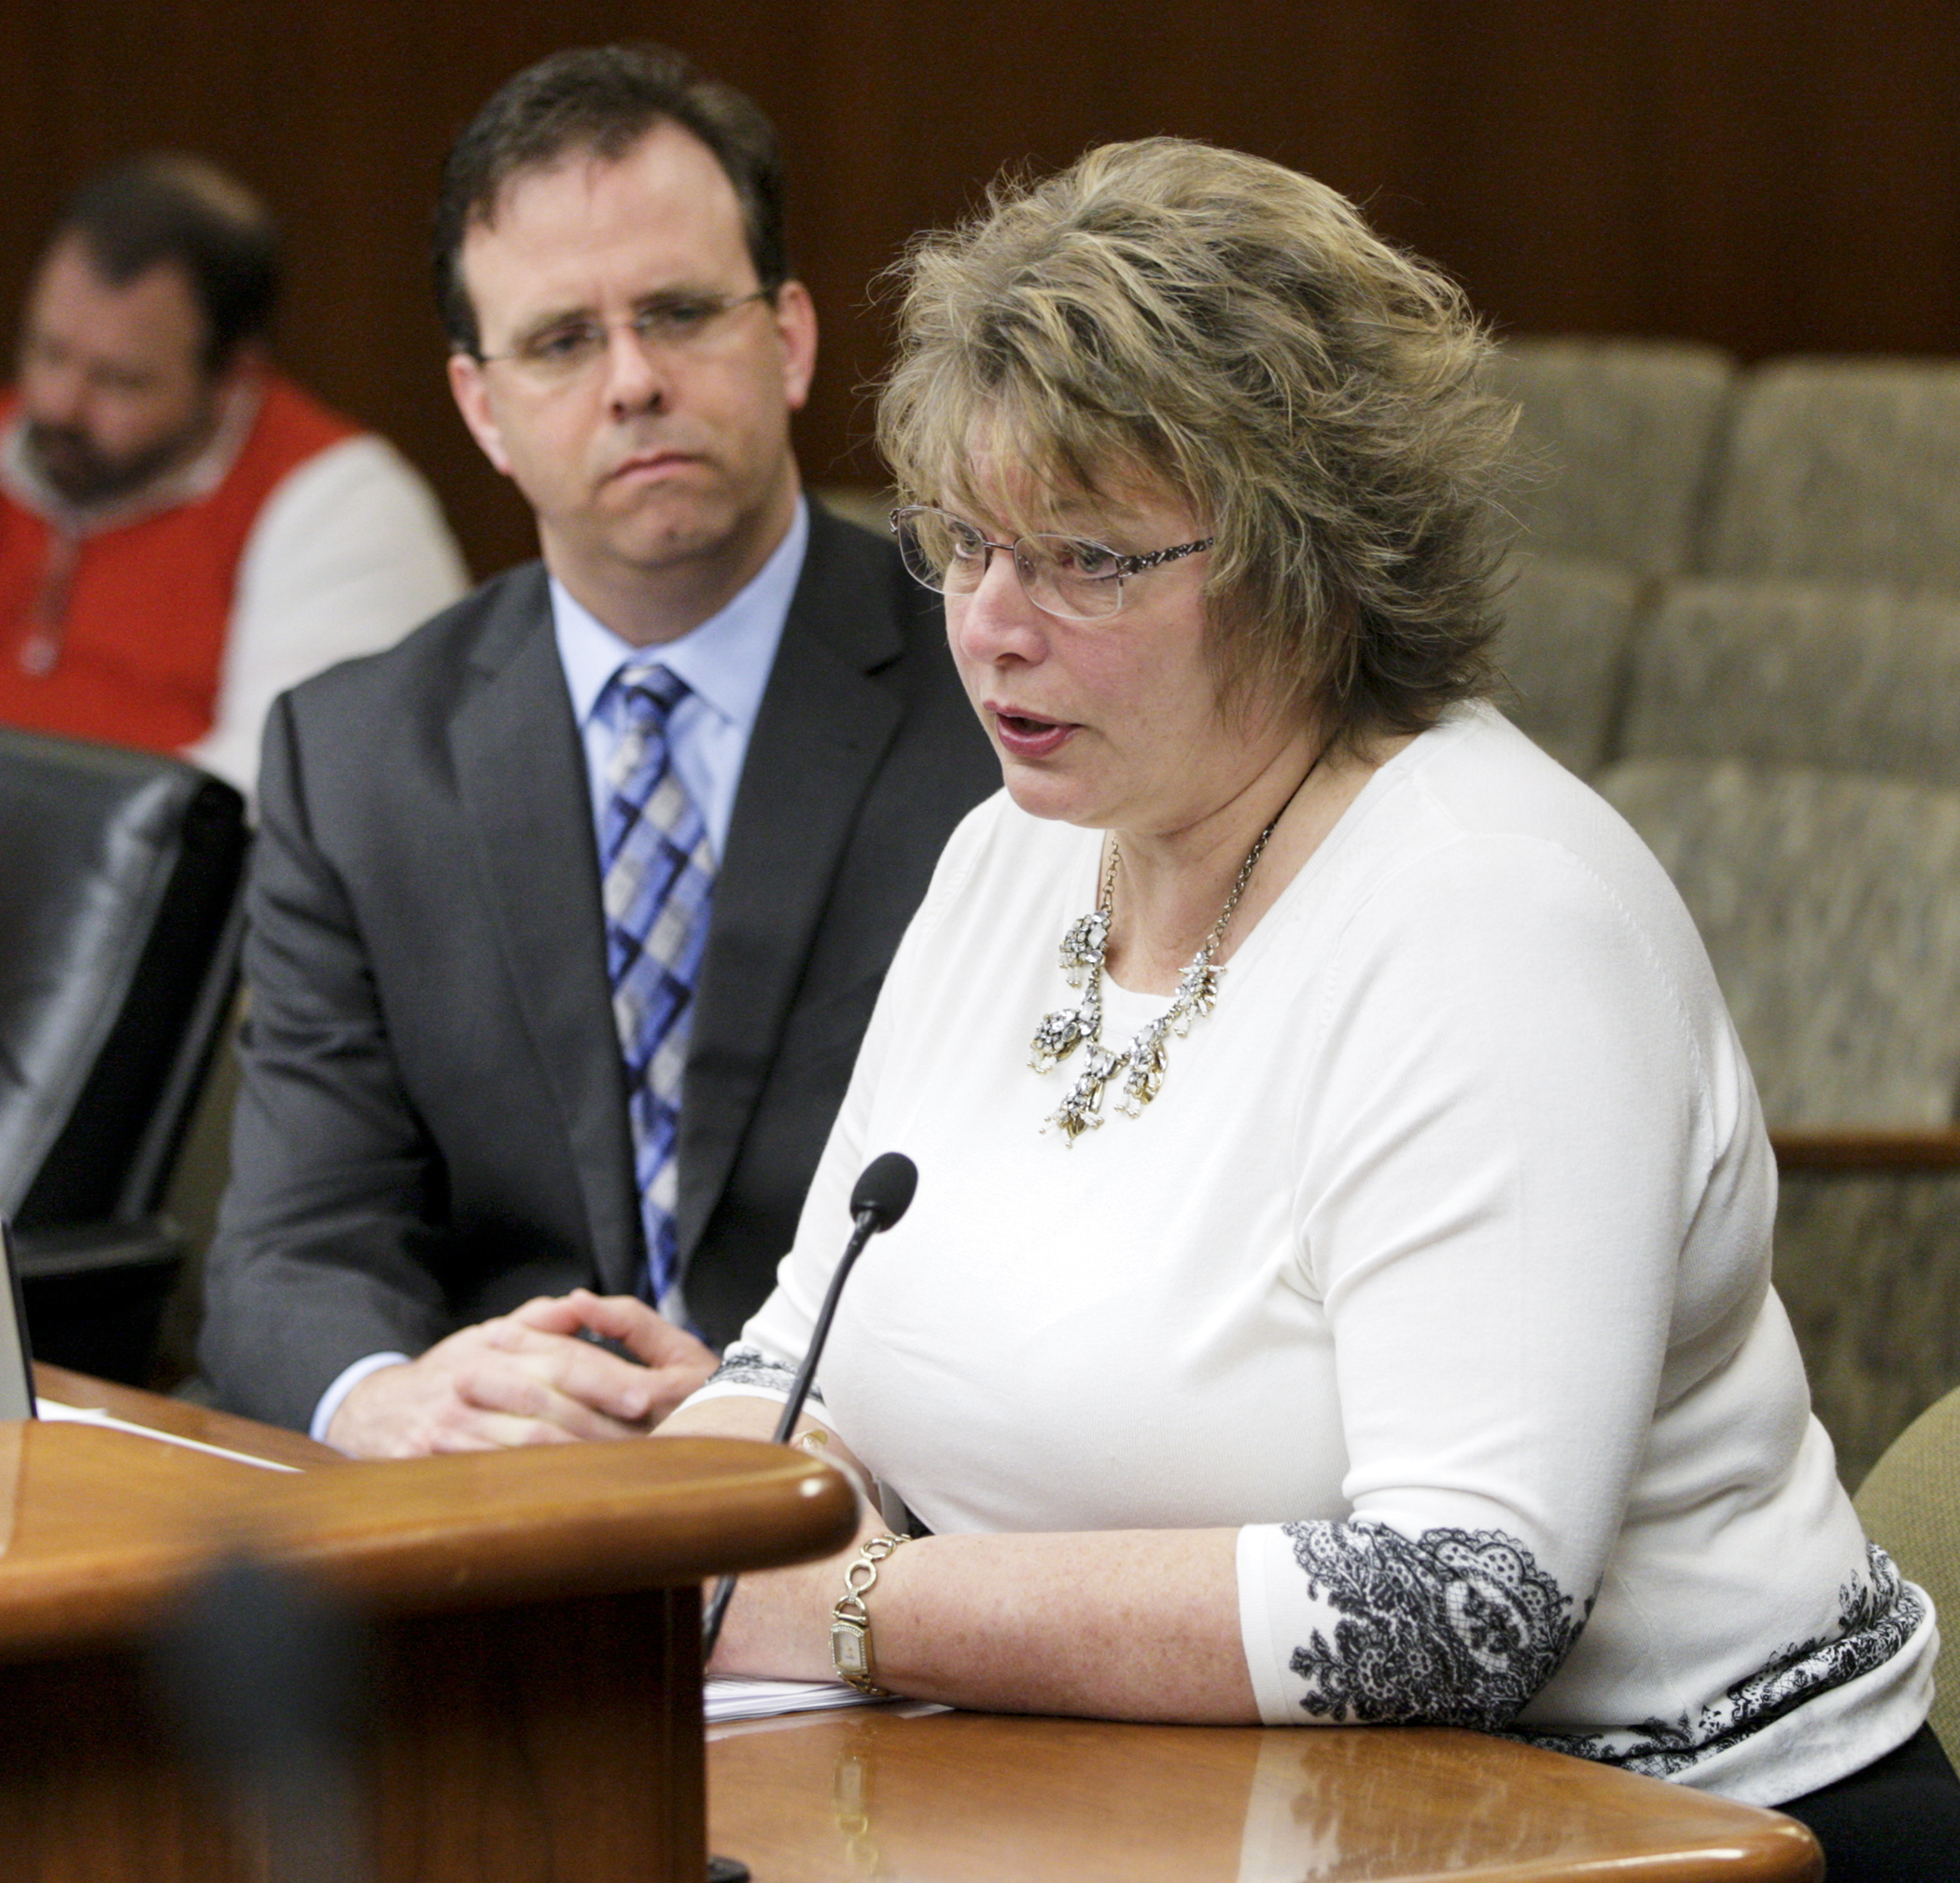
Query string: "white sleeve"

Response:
xmin=1237 ymin=831 xmax=1732 ymax=1727
xmin=310 ymin=1351 xmax=412 ymax=1447
xmin=184 ymin=434 xmax=469 ymax=796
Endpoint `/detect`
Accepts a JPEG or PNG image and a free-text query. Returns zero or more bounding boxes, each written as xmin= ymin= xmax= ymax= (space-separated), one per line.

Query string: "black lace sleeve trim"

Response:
xmin=1514 ymin=1543 xmax=1926 ymax=1778
xmin=1281 ymin=1518 xmax=1587 ymax=1730
xmin=703 ymin=1345 xmax=822 ymax=1404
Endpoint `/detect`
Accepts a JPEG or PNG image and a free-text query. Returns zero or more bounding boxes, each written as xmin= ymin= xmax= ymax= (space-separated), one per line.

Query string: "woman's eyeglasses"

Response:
xmin=890 ymin=505 xmax=1213 ymax=622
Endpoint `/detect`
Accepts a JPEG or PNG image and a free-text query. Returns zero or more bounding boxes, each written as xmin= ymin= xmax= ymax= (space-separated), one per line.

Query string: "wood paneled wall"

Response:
xmin=4 ymin=0 xmax=1956 ymax=577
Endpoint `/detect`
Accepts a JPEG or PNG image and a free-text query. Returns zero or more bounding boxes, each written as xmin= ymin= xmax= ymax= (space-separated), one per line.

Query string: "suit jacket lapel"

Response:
xmin=678 ymin=510 xmax=904 ymax=1264
xmin=447 ymin=569 xmax=642 ymax=1296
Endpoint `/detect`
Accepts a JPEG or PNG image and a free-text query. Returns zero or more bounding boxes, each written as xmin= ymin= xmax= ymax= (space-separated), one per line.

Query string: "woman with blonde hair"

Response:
xmin=646 ymin=138 xmax=1954 ymax=1873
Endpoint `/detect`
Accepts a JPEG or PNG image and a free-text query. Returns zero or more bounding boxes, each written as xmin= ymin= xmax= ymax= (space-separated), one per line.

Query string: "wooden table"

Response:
xmin=25 ymin=1373 xmax=1824 ymax=1882
xmin=9 ymin=1366 xmax=858 ymax=1882
xmin=709 ymin=1705 xmax=1824 ymax=1881
xmin=34 ymin=1360 xmax=347 ymax=1469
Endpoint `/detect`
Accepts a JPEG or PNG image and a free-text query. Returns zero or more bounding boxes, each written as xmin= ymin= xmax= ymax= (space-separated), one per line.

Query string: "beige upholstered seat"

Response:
xmin=1619 ymin=576 xmax=1960 ymax=791
xmin=1778 ymin=1177 xmax=1960 ymax=1490
xmin=1493 ymin=554 xmax=1642 ymax=776
xmin=1701 ymin=357 xmax=1960 ymax=594
xmin=1488 ymin=336 xmax=1736 ymax=579
xmin=1601 ymin=760 xmax=1960 ymax=1127
xmin=1855 ymin=1384 xmax=1960 ymax=1759
xmin=1599 ymin=759 xmax=1960 ymax=1481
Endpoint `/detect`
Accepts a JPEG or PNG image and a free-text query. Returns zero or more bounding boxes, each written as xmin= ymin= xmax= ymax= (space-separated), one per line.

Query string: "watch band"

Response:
xmin=830 ymin=1532 xmax=914 ymax=1695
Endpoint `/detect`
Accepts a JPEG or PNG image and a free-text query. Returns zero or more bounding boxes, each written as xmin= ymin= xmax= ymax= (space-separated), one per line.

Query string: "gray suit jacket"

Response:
xmin=200 ymin=506 xmax=998 ymax=1431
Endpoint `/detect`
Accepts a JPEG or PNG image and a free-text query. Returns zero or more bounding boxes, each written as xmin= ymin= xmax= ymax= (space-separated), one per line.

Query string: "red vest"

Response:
xmin=0 ymin=376 xmax=357 ymax=756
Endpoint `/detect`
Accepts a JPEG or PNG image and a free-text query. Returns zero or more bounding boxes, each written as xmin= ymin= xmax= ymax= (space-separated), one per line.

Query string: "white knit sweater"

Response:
xmin=688 ymin=703 xmax=1935 ymax=1806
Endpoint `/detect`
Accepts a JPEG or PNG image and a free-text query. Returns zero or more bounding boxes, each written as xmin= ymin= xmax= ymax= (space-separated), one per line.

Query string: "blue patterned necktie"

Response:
xmin=600 ymin=661 xmax=715 ymax=1312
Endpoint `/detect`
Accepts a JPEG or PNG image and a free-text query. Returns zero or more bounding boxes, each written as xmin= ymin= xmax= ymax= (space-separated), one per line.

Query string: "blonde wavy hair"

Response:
xmin=875 ymin=138 xmax=1518 ymax=740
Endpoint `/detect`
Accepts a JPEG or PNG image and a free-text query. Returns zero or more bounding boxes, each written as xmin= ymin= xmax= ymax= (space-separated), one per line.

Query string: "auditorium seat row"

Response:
xmin=1491 ymin=340 xmax=1960 ymax=1484
xmin=1504 ymin=562 xmax=1960 ymax=787
xmin=1602 ymin=755 xmax=1960 ymax=1482
xmin=1492 ymin=339 xmax=1960 ymax=593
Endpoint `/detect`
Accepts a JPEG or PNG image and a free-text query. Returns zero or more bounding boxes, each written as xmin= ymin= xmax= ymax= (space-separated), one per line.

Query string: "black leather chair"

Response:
xmin=0 ymin=728 xmax=248 ymax=1384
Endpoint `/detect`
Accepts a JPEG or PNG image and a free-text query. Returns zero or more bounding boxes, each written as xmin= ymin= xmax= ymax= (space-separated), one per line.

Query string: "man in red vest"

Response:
xmin=0 ymin=155 xmax=468 ymax=792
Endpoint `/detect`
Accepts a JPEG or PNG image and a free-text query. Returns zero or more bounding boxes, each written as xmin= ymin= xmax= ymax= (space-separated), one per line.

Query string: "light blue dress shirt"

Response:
xmin=308 ymin=500 xmax=810 ymax=1445
xmin=552 ymin=497 xmax=807 ymax=857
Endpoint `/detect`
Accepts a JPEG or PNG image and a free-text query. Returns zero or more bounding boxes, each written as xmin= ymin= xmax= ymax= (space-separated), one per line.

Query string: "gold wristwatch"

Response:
xmin=830 ymin=1533 xmax=913 ymax=1695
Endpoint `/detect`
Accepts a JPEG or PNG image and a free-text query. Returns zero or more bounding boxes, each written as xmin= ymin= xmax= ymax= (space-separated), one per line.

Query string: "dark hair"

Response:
xmin=434 ymin=43 xmax=788 ymax=357
xmin=52 ymin=155 xmax=280 ymax=372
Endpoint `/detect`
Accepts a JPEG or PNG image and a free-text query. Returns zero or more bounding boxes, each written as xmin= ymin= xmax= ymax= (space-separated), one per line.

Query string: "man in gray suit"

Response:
xmin=199 ymin=46 xmax=996 ymax=1453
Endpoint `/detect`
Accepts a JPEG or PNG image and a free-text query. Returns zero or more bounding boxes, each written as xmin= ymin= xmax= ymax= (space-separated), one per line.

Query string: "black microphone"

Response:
xmin=701 ymin=1152 xmax=917 ymax=1660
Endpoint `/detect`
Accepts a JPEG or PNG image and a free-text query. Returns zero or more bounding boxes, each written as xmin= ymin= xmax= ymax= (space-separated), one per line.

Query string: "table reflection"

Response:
xmin=707 ymin=1709 xmax=1821 ymax=1883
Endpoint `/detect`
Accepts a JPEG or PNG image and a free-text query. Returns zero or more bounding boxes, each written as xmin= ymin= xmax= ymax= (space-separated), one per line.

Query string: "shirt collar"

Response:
xmin=552 ymin=497 xmax=808 ymax=732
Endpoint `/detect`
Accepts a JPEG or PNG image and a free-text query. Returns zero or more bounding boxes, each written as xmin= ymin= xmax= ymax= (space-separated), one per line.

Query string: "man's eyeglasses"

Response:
xmin=890 ymin=505 xmax=1213 ymax=623
xmin=478 ymin=289 xmax=774 ymax=386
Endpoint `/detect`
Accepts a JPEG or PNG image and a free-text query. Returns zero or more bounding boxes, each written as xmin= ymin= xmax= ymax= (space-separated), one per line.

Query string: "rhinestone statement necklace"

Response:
xmin=1030 ymin=773 xmax=1311 ymax=1141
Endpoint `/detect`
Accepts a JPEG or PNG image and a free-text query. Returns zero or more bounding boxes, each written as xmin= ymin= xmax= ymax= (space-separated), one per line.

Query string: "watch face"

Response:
xmin=831 ymin=1621 xmax=871 ymax=1677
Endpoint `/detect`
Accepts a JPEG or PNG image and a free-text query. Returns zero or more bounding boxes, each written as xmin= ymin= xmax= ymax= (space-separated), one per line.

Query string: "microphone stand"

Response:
xmin=701 ymin=1154 xmax=915 ymax=1659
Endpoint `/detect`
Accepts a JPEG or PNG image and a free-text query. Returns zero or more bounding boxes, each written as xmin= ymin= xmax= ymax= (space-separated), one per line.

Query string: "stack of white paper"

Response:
xmin=35 ymin=1400 xmax=299 ymax=1472
xmin=705 ymin=1677 xmax=882 ymax=1724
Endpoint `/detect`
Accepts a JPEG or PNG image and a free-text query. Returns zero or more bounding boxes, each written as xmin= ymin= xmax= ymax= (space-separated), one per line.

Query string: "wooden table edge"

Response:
xmin=32 ymin=1362 xmax=345 ymax=1469
xmin=0 ymin=1408 xmax=858 ymax=1655
xmin=707 ymin=1713 xmax=1826 ymax=1883
xmin=1771 ymin=1126 xmax=1960 ymax=1171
